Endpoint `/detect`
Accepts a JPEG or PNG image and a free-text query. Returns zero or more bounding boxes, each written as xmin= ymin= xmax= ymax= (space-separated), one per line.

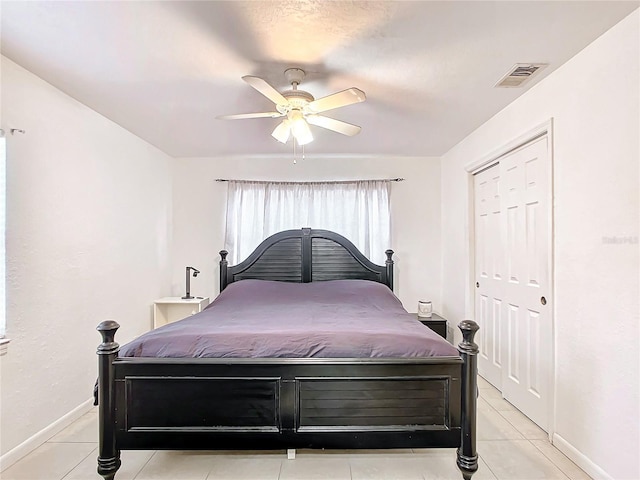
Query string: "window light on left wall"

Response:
xmin=0 ymin=132 xmax=7 ymax=355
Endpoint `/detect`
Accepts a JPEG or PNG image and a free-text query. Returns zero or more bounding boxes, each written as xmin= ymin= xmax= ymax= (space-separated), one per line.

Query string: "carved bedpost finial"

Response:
xmin=458 ymin=320 xmax=480 ymax=355
xmin=384 ymin=249 xmax=394 ymax=292
xmin=96 ymin=320 xmax=120 ymax=355
xmin=219 ymin=250 xmax=229 ymax=293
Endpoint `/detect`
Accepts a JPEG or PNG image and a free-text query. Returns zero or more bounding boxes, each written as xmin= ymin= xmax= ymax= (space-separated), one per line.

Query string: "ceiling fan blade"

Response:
xmin=306 ymin=88 xmax=366 ymax=114
xmin=217 ymin=112 xmax=283 ymax=120
xmin=306 ymin=115 xmax=362 ymax=136
xmin=242 ymin=76 xmax=289 ymax=105
xmin=271 ymin=120 xmax=291 ymax=143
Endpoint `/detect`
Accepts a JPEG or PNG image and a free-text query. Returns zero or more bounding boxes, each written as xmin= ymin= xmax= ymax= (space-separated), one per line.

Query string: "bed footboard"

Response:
xmin=96 ymin=320 xmax=479 ymax=480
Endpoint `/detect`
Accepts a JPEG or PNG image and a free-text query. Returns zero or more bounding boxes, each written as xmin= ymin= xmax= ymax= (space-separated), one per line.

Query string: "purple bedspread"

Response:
xmin=120 ymin=279 xmax=458 ymax=359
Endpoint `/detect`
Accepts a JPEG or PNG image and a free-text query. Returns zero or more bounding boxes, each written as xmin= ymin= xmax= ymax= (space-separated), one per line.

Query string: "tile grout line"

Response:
xmin=477 ymin=451 xmax=499 ymax=480
xmin=132 ymin=450 xmax=158 ymax=480
xmin=477 ymin=380 xmax=573 ymax=479
xmin=478 ymin=438 xmax=524 ymax=441
xmin=528 ymin=439 xmax=591 ymax=480
xmin=525 ymin=438 xmax=572 ymax=480
xmin=276 ymin=455 xmax=284 ymax=480
xmin=494 ymin=408 xmax=546 ymax=440
xmin=485 ymin=395 xmax=587 ymax=478
xmin=59 ymin=445 xmax=98 ymax=480
xmin=48 ymin=440 xmax=100 ymax=444
xmin=478 ymin=393 xmax=526 ymax=442
xmin=473 ymin=394 xmax=502 ymax=480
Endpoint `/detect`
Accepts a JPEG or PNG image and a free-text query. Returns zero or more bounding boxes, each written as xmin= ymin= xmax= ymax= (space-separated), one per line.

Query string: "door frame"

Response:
xmin=464 ymin=119 xmax=555 ymax=440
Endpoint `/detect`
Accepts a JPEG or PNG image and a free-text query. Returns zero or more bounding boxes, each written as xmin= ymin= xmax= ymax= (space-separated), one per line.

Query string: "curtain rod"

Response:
xmin=214 ymin=178 xmax=405 ymax=184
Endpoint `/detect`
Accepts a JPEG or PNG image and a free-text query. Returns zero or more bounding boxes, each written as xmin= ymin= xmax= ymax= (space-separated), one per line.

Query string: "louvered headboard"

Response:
xmin=219 ymin=228 xmax=394 ymax=292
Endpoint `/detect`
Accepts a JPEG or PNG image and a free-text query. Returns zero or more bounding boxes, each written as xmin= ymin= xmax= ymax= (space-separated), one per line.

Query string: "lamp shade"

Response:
xmin=271 ymin=120 xmax=291 ymax=143
xmin=288 ymin=110 xmax=313 ymax=145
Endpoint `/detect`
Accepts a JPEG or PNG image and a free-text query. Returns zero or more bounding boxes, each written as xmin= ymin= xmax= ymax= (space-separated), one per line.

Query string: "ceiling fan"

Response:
xmin=218 ymin=68 xmax=366 ymax=146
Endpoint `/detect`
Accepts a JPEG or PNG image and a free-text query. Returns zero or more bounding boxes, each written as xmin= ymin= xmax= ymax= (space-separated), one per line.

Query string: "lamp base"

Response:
xmin=181 ymin=295 xmax=194 ymax=300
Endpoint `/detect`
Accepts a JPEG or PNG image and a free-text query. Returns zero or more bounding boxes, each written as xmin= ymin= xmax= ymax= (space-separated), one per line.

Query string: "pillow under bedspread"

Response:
xmin=119 ymin=279 xmax=459 ymax=359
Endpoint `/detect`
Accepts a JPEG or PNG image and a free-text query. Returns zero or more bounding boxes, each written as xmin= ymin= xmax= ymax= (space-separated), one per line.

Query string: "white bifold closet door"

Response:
xmin=474 ymin=135 xmax=551 ymax=432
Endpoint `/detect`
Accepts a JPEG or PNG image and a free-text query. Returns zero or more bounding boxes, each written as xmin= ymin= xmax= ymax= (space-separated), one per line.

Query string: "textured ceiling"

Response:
xmin=1 ymin=1 xmax=637 ymax=157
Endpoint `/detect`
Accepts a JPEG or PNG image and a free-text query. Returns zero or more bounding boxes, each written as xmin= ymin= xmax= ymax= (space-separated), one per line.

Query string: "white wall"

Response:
xmin=171 ymin=155 xmax=442 ymax=315
xmin=0 ymin=57 xmax=174 ymax=458
xmin=441 ymin=10 xmax=639 ymax=480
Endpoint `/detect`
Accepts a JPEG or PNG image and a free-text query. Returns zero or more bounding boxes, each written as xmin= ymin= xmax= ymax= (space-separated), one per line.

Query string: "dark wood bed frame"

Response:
xmin=96 ymin=228 xmax=479 ymax=479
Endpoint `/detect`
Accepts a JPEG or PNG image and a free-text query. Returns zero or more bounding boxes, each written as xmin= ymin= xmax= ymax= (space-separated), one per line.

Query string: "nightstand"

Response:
xmin=153 ymin=297 xmax=210 ymax=329
xmin=415 ymin=313 xmax=448 ymax=339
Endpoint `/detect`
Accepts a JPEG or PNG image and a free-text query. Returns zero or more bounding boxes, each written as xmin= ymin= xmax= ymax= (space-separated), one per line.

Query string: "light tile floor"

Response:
xmin=1 ymin=377 xmax=591 ymax=480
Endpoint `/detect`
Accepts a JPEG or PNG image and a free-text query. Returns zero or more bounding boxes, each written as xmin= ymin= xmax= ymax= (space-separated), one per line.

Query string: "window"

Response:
xmin=0 ymin=133 xmax=6 ymax=340
xmin=224 ymin=180 xmax=391 ymax=265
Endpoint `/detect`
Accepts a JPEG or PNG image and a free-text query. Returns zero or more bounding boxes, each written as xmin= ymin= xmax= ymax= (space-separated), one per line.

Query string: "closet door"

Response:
xmin=474 ymin=165 xmax=504 ymax=389
xmin=474 ymin=135 xmax=551 ymax=431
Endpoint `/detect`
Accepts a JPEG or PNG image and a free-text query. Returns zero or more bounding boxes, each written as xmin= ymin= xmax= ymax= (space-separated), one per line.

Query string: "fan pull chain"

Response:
xmin=291 ymin=139 xmax=306 ymax=164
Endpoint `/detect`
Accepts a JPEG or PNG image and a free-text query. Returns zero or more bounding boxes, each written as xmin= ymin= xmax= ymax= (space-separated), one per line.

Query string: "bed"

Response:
xmin=96 ymin=228 xmax=479 ymax=479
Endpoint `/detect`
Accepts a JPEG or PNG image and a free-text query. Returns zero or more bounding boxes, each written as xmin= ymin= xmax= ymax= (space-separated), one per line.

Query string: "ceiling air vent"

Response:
xmin=495 ymin=63 xmax=548 ymax=88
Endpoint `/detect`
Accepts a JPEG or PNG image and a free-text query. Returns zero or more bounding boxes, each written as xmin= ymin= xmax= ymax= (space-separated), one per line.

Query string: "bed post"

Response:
xmin=385 ymin=249 xmax=394 ymax=290
xmin=97 ymin=321 xmax=121 ymax=480
xmin=457 ymin=320 xmax=479 ymax=480
xmin=219 ymin=250 xmax=228 ymax=292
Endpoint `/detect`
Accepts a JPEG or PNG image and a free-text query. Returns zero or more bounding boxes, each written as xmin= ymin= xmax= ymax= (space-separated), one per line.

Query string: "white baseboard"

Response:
xmin=0 ymin=398 xmax=94 ymax=472
xmin=553 ymin=433 xmax=612 ymax=480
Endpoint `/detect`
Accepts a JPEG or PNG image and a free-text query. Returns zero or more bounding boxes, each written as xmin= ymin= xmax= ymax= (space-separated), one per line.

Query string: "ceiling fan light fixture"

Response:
xmin=271 ymin=119 xmax=291 ymax=143
xmin=294 ymin=125 xmax=313 ymax=146
xmin=288 ymin=110 xmax=313 ymax=146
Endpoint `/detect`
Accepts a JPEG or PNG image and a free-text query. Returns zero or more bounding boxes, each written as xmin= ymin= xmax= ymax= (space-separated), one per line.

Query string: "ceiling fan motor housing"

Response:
xmin=282 ymin=90 xmax=314 ymax=104
xmin=273 ymin=68 xmax=314 ymax=114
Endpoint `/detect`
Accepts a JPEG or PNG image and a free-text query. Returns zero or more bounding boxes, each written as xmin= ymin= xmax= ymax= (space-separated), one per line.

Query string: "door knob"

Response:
xmin=541 ymin=296 xmax=547 ymax=305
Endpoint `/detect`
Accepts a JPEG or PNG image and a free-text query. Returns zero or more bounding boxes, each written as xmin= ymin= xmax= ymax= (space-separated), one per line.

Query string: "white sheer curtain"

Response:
xmin=224 ymin=180 xmax=391 ymax=265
